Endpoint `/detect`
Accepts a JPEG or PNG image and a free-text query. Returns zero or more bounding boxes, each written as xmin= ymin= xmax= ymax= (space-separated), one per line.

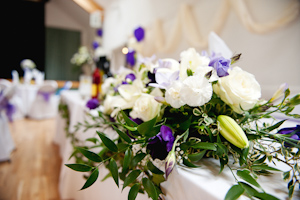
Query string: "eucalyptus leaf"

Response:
xmin=192 ymin=142 xmax=217 ymax=151
xmin=65 ymin=164 xmax=93 ymax=172
xmin=76 ymin=147 xmax=102 ymax=162
xmin=128 ymin=183 xmax=140 ymax=200
xmin=147 ymin=161 xmax=164 ymax=175
xmin=188 ymin=150 xmax=207 ymax=162
xmin=123 ymin=148 xmax=132 ymax=172
xmin=265 ymin=120 xmax=286 ymax=132
xmin=183 ymin=157 xmax=198 ymax=168
xmin=137 ymin=116 xmax=157 ymax=137
xmin=237 ymin=170 xmax=263 ymax=191
xmin=80 ymin=168 xmax=99 ymax=190
xmin=109 ymin=158 xmax=119 ymax=187
xmin=112 ymin=125 xmax=132 ymax=143
xmin=96 ymin=131 xmax=118 ymax=152
xmin=123 ymin=169 xmax=142 ymax=190
xmin=131 ymin=153 xmax=147 ymax=168
xmin=142 ymin=177 xmax=158 ymax=200
xmin=120 ymin=110 xmax=138 ymax=127
xmin=252 ymin=164 xmax=281 ymax=172
xmin=225 ymin=184 xmax=245 ymax=200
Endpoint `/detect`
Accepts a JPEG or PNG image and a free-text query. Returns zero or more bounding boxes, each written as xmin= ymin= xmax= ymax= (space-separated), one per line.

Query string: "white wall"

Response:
xmin=45 ymin=0 xmax=95 ymax=47
xmin=96 ymin=0 xmax=300 ymax=99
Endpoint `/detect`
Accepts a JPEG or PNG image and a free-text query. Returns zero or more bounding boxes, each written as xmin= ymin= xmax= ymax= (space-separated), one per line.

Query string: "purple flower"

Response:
xmin=97 ymin=28 xmax=103 ymax=37
xmin=126 ymin=50 xmax=136 ymax=66
xmin=134 ymin=26 xmax=145 ymax=42
xmin=92 ymin=41 xmax=99 ymax=49
xmin=125 ymin=73 xmax=136 ymax=82
xmin=278 ymin=125 xmax=300 ymax=140
xmin=86 ymin=98 xmax=100 ymax=109
xmin=129 ymin=117 xmax=143 ymax=125
xmin=209 ymin=56 xmax=230 ymax=77
xmin=147 ymin=125 xmax=175 ymax=160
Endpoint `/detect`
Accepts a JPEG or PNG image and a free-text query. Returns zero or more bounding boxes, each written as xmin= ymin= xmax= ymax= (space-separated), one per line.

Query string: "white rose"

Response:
xmin=179 ymin=48 xmax=210 ymax=80
xmin=101 ymin=77 xmax=116 ymax=95
xmin=130 ymin=93 xmax=162 ymax=122
xmin=213 ymin=67 xmax=261 ymax=113
xmin=165 ymin=81 xmax=185 ymax=108
xmin=180 ymin=75 xmax=213 ymax=107
xmin=103 ymin=95 xmax=134 ymax=117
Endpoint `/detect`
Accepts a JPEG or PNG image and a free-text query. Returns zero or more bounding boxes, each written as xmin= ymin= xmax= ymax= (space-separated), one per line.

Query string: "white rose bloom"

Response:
xmin=101 ymin=77 xmax=116 ymax=95
xmin=130 ymin=93 xmax=162 ymax=122
xmin=180 ymin=75 xmax=213 ymax=107
xmin=103 ymin=95 xmax=134 ymax=117
xmin=118 ymin=79 xmax=143 ymax=101
xmin=213 ymin=66 xmax=261 ymax=114
xmin=165 ymin=81 xmax=185 ymax=108
xmin=179 ymin=48 xmax=210 ymax=80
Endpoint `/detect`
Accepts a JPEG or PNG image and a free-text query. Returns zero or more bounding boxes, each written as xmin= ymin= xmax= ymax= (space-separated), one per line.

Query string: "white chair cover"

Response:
xmin=0 ymin=85 xmax=16 ymax=162
xmin=28 ymin=80 xmax=59 ymax=119
xmin=11 ymin=70 xmax=20 ymax=85
xmin=0 ymin=79 xmax=25 ymax=120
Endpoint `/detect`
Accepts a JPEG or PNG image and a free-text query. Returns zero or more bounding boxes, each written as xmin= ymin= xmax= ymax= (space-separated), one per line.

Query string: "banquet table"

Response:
xmin=54 ymin=90 xmax=299 ymax=200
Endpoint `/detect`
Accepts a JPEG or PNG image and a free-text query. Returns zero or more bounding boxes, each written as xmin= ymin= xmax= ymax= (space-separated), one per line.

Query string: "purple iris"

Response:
xmin=134 ymin=26 xmax=145 ymax=42
xmin=125 ymin=73 xmax=136 ymax=82
xmin=147 ymin=125 xmax=175 ymax=160
xmin=86 ymin=98 xmax=100 ymax=109
xmin=209 ymin=56 xmax=230 ymax=77
xmin=92 ymin=41 xmax=99 ymax=49
xmin=278 ymin=125 xmax=300 ymax=140
xmin=126 ymin=50 xmax=136 ymax=67
xmin=97 ymin=28 xmax=103 ymax=37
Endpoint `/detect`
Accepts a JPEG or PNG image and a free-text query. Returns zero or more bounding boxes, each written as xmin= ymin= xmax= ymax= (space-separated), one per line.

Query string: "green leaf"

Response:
xmin=128 ymin=183 xmax=140 ymax=200
xmin=288 ymin=185 xmax=295 ymax=199
xmin=137 ymin=116 xmax=157 ymax=137
xmin=283 ymin=171 xmax=290 ymax=181
xmin=131 ymin=153 xmax=147 ymax=168
xmin=120 ymin=110 xmax=138 ymax=127
xmin=147 ymin=161 xmax=164 ymax=175
xmin=86 ymin=138 xmax=99 ymax=144
xmin=142 ymin=177 xmax=158 ymax=200
xmin=204 ymin=125 xmax=213 ymax=142
xmin=225 ymin=184 xmax=245 ymax=200
xmin=192 ymin=142 xmax=216 ymax=151
xmin=183 ymin=157 xmax=198 ymax=168
xmin=188 ymin=150 xmax=207 ymax=162
xmin=152 ymin=174 xmax=165 ymax=185
xmin=80 ymin=168 xmax=99 ymax=190
xmin=112 ymin=125 xmax=132 ymax=143
xmin=266 ymin=120 xmax=286 ymax=132
xmin=109 ymin=158 xmax=119 ymax=187
xmin=239 ymin=182 xmax=257 ymax=196
xmin=76 ymin=147 xmax=102 ymax=162
xmin=252 ymin=164 xmax=281 ymax=171
xmin=255 ymin=192 xmax=280 ymax=200
xmin=237 ymin=170 xmax=263 ymax=190
xmin=65 ymin=164 xmax=93 ymax=172
xmin=123 ymin=148 xmax=132 ymax=172
xmin=123 ymin=169 xmax=142 ymax=190
xmin=178 ymin=116 xmax=192 ymax=131
xmin=96 ymin=131 xmax=118 ymax=152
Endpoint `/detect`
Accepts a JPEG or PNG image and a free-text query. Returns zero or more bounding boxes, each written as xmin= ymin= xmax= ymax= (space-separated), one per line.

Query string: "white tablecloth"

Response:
xmin=54 ymin=90 xmax=299 ymax=200
xmin=15 ymin=84 xmax=39 ymax=116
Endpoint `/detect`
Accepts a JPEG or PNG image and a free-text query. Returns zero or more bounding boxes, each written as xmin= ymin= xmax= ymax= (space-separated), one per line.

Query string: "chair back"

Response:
xmin=11 ymin=70 xmax=20 ymax=85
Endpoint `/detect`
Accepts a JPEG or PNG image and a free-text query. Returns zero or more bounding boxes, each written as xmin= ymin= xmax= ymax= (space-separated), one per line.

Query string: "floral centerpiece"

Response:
xmin=71 ymin=46 xmax=94 ymax=75
xmin=66 ymin=35 xmax=300 ymax=200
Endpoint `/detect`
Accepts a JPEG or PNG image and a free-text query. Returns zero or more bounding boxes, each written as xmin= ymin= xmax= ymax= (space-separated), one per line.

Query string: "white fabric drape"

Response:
xmin=141 ymin=0 xmax=300 ymax=56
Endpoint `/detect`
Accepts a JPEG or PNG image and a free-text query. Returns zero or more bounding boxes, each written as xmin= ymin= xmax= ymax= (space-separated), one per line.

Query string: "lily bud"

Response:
xmin=217 ymin=115 xmax=249 ymax=149
xmin=269 ymin=83 xmax=289 ymax=103
xmin=165 ymin=151 xmax=176 ymax=179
